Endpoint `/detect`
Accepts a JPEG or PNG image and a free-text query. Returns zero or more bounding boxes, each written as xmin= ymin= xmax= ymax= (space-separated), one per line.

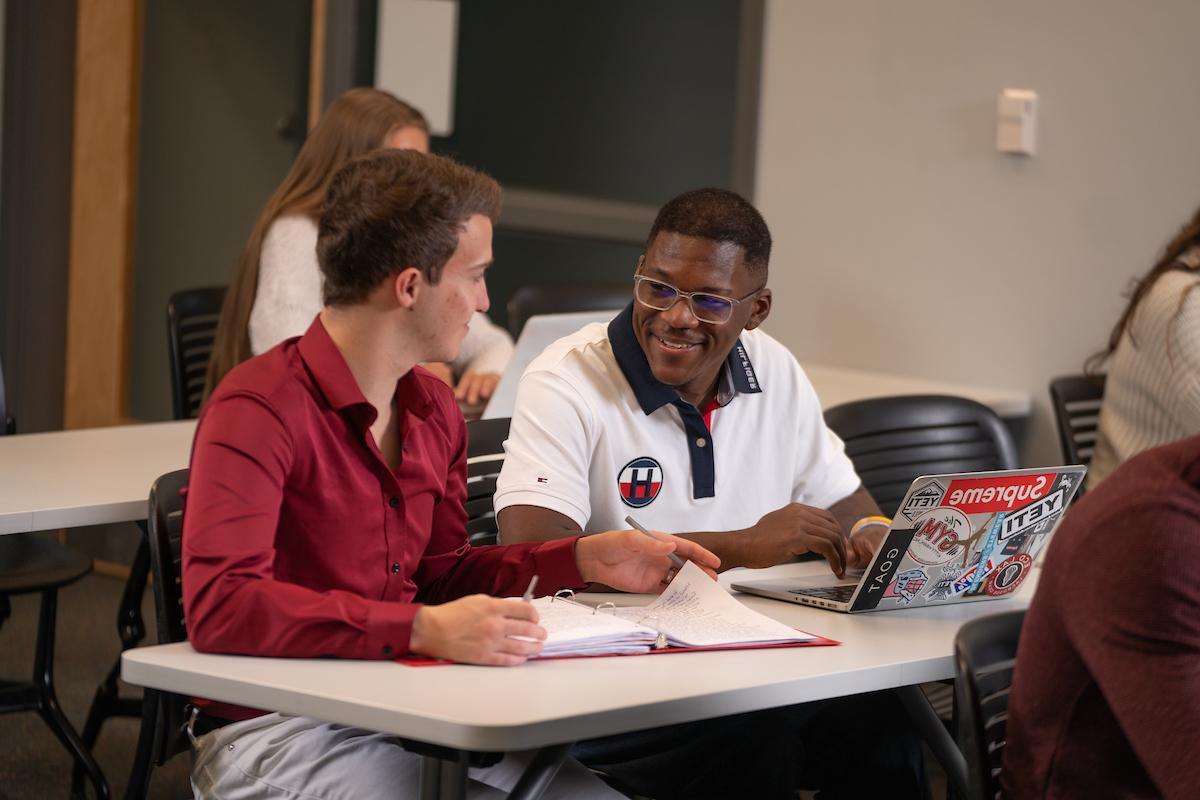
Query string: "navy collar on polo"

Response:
xmin=607 ymin=303 xmax=762 ymax=499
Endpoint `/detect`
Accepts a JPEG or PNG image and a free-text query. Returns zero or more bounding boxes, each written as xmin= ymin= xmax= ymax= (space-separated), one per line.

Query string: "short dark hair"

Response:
xmin=317 ymin=149 xmax=502 ymax=306
xmin=647 ymin=188 xmax=771 ymax=274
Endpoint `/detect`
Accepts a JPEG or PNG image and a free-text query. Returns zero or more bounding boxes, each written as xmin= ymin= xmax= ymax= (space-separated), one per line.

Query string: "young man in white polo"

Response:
xmin=182 ymin=150 xmax=719 ymax=799
xmin=496 ymin=188 xmax=926 ymax=798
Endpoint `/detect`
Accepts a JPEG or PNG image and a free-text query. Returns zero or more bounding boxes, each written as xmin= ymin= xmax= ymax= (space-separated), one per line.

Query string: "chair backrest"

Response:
xmin=506 ymin=283 xmax=630 ymax=338
xmin=824 ymin=395 xmax=1020 ymax=518
xmin=142 ymin=468 xmax=192 ymax=772
xmin=465 ymin=417 xmax=510 ymax=546
xmin=147 ymin=469 xmax=190 ymax=645
xmin=167 ymin=287 xmax=226 ymax=420
xmin=954 ymin=610 xmax=1025 ymax=800
xmin=1048 ymin=374 xmax=1106 ymax=466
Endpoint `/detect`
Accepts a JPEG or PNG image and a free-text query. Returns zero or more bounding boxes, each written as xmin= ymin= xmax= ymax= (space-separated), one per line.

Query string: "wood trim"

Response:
xmin=63 ymin=0 xmax=143 ymax=429
xmin=309 ymin=0 xmax=327 ymax=130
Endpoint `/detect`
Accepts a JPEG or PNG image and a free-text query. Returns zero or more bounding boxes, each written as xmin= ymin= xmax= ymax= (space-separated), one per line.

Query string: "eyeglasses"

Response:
xmin=633 ymin=275 xmax=763 ymax=324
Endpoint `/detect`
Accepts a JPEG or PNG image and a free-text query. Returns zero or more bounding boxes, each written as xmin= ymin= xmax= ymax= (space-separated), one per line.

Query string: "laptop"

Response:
xmin=482 ymin=309 xmax=621 ymax=420
xmin=732 ymin=466 xmax=1086 ymax=613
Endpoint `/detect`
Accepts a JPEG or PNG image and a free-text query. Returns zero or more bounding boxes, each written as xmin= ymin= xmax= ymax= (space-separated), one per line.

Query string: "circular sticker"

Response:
xmin=617 ymin=457 xmax=663 ymax=509
xmin=986 ymin=554 xmax=1033 ymax=596
xmin=907 ymin=507 xmax=972 ymax=566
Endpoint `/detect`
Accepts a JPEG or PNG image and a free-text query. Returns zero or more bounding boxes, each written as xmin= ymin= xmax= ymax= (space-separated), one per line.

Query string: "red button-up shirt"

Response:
xmin=182 ymin=318 xmax=585 ymax=665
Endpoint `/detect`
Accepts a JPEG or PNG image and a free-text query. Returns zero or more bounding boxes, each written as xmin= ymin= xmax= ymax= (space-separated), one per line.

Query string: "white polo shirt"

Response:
xmin=494 ymin=304 xmax=861 ymax=536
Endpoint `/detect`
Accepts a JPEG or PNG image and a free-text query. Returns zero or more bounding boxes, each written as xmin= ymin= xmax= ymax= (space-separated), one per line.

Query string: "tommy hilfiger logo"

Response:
xmin=618 ymin=457 xmax=663 ymax=508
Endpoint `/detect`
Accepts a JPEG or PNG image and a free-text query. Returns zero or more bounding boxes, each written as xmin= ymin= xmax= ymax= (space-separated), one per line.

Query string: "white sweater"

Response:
xmin=1089 ymin=254 xmax=1200 ymax=488
xmin=247 ymin=215 xmax=514 ymax=376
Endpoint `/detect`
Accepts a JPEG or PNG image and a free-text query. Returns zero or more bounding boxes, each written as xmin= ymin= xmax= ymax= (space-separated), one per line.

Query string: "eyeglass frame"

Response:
xmin=632 ymin=273 xmax=765 ymax=324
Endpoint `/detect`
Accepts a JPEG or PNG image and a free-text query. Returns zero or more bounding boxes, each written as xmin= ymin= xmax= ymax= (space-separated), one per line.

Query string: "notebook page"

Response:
xmin=526 ymin=596 xmax=657 ymax=656
xmin=616 ymin=561 xmax=815 ymax=648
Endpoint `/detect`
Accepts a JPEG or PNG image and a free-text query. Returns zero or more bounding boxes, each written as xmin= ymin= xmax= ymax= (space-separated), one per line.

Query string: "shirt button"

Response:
xmin=696 ymin=438 xmax=707 ymax=448
xmin=382 ymin=645 xmax=393 ymax=656
xmin=389 ymin=496 xmax=400 ymax=508
xmin=391 ymin=562 xmax=401 ymax=573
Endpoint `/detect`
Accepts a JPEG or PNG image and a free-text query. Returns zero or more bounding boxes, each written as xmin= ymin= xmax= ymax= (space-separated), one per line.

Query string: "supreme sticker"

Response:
xmin=942 ymin=473 xmax=1057 ymax=514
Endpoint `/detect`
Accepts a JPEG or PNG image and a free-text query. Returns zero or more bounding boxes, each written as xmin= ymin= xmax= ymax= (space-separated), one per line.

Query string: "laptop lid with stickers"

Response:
xmin=848 ymin=466 xmax=1085 ymax=611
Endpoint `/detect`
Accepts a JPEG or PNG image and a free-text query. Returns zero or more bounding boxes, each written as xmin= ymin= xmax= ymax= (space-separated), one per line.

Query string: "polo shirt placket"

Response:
xmin=607 ymin=304 xmax=762 ymax=500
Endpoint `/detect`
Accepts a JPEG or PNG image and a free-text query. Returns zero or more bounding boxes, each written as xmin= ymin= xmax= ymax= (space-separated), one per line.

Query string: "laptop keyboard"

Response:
xmin=790 ymin=585 xmax=856 ymax=602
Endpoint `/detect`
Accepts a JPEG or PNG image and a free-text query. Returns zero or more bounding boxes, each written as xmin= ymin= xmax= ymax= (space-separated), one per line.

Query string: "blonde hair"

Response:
xmin=204 ymin=88 xmax=428 ymax=400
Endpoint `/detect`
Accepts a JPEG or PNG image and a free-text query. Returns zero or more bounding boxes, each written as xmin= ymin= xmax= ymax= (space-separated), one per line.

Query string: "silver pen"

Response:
xmin=521 ymin=574 xmax=539 ymax=602
xmin=624 ymin=515 xmax=686 ymax=569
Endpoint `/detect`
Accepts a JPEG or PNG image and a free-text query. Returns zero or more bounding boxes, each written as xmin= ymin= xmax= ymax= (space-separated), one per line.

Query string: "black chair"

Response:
xmin=824 ymin=394 xmax=1020 ymax=518
xmin=75 ymin=287 xmax=227 ymax=790
xmin=465 ymin=418 xmax=510 ymax=546
xmin=1049 ymin=374 xmax=1106 ymax=467
xmin=506 ymin=283 xmax=630 ymax=338
xmin=126 ymin=469 xmax=192 ymax=799
xmin=0 ymin=358 xmax=108 ymax=798
xmin=954 ymin=610 xmax=1025 ymax=800
xmin=167 ymin=287 xmax=226 ymax=420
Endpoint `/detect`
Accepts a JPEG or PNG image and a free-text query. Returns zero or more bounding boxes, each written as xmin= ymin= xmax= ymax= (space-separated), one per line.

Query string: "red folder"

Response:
xmin=395 ymin=632 xmax=840 ymax=666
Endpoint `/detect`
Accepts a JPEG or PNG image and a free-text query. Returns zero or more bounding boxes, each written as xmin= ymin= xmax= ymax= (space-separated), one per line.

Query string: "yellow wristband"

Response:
xmin=850 ymin=515 xmax=892 ymax=537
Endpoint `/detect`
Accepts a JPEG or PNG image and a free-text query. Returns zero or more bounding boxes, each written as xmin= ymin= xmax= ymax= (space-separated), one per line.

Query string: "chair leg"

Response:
xmin=34 ymin=588 xmax=110 ymax=799
xmin=125 ymin=689 xmax=161 ymax=800
xmin=74 ymin=527 xmax=152 ymax=794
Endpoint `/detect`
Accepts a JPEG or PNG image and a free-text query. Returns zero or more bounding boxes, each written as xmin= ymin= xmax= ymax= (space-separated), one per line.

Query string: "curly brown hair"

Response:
xmin=1087 ymin=205 xmax=1200 ymax=372
xmin=317 ymin=149 xmax=501 ymax=306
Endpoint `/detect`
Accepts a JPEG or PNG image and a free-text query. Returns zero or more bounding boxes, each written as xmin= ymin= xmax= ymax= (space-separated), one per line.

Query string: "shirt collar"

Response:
xmin=297 ymin=316 xmax=435 ymax=422
xmin=607 ymin=302 xmax=763 ymax=416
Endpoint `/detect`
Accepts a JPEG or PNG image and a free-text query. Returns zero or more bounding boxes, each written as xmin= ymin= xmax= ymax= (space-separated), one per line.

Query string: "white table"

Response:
xmin=0 ymin=420 xmax=196 ymax=535
xmin=482 ymin=311 xmax=1031 ymax=422
xmin=0 ymin=419 xmax=197 ymax=795
xmin=802 ymin=363 xmax=1030 ymax=419
xmin=123 ymin=561 xmax=1030 ymax=797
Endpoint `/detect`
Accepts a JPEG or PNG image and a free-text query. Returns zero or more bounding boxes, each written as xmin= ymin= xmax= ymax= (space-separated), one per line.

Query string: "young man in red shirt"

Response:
xmin=182 ymin=149 xmax=718 ymax=798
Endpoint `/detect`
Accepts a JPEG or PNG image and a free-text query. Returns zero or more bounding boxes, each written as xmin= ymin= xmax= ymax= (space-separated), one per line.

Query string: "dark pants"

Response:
xmin=573 ymin=690 xmax=927 ymax=800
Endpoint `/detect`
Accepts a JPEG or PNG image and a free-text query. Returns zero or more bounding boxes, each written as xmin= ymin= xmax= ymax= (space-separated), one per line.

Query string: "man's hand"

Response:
xmin=576 ymin=530 xmax=720 ymax=592
xmin=455 ymin=371 xmax=501 ymax=406
xmin=741 ymin=504 xmax=848 ymax=576
xmin=410 ymin=594 xmax=546 ymax=666
xmin=848 ymin=524 xmax=887 ymax=570
xmin=420 ymin=361 xmax=455 ymax=388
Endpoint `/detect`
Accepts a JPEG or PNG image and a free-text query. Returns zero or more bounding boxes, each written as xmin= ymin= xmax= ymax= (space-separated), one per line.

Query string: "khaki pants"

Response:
xmin=191 ymin=713 xmax=620 ymax=799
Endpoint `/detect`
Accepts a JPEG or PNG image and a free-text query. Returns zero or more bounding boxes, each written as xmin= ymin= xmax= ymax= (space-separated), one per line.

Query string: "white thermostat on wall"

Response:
xmin=996 ymin=89 xmax=1038 ymax=155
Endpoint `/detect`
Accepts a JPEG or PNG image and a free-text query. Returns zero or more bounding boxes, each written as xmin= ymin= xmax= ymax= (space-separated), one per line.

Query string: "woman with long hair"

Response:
xmin=204 ymin=87 xmax=512 ymax=404
xmin=1087 ymin=204 xmax=1200 ymax=487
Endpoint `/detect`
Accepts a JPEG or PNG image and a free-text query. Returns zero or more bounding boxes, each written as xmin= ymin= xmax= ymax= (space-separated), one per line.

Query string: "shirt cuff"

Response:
xmin=364 ymin=600 xmax=423 ymax=659
xmin=532 ymin=536 xmax=588 ymax=593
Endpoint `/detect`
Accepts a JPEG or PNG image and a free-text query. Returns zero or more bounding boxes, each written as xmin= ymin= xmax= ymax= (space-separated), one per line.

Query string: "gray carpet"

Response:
xmin=0 ymin=568 xmax=191 ymax=799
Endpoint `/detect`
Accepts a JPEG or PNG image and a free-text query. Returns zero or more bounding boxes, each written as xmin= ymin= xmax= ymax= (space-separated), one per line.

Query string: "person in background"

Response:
xmin=1004 ymin=435 xmax=1200 ymax=798
xmin=205 ymin=87 xmax=512 ymax=407
xmin=184 ymin=148 xmax=718 ymax=799
xmin=1087 ymin=204 xmax=1200 ymax=488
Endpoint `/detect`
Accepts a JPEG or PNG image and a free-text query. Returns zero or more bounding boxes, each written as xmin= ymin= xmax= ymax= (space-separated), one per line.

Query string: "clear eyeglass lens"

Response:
xmin=640 ymin=280 xmax=678 ymax=305
xmin=691 ymin=294 xmax=733 ymax=321
xmin=637 ymin=279 xmax=734 ymax=323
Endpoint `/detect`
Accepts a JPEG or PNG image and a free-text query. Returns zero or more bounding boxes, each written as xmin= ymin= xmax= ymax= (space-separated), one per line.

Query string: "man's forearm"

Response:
xmin=496 ymin=505 xmax=581 ymax=544
xmin=672 ymin=531 xmax=749 ymax=571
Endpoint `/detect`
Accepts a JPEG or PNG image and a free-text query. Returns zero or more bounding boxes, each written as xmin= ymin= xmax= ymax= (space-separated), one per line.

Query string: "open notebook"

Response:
xmin=527 ymin=561 xmax=820 ymax=657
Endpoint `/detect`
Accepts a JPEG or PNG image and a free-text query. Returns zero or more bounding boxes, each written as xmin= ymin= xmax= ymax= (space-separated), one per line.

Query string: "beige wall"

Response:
xmin=756 ymin=0 xmax=1200 ymax=465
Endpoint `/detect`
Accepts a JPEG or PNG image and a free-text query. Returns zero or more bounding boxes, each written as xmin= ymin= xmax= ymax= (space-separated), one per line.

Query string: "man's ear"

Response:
xmin=743 ymin=287 xmax=772 ymax=331
xmin=392 ymin=267 xmax=424 ymax=310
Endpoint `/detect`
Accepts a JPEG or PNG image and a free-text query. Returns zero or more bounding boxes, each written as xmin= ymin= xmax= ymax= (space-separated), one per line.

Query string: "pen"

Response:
xmin=521 ymin=574 xmax=539 ymax=602
xmin=624 ymin=515 xmax=686 ymax=569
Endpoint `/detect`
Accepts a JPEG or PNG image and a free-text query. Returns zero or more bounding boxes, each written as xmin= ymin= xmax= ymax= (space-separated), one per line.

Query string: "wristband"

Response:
xmin=850 ymin=515 xmax=892 ymax=538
